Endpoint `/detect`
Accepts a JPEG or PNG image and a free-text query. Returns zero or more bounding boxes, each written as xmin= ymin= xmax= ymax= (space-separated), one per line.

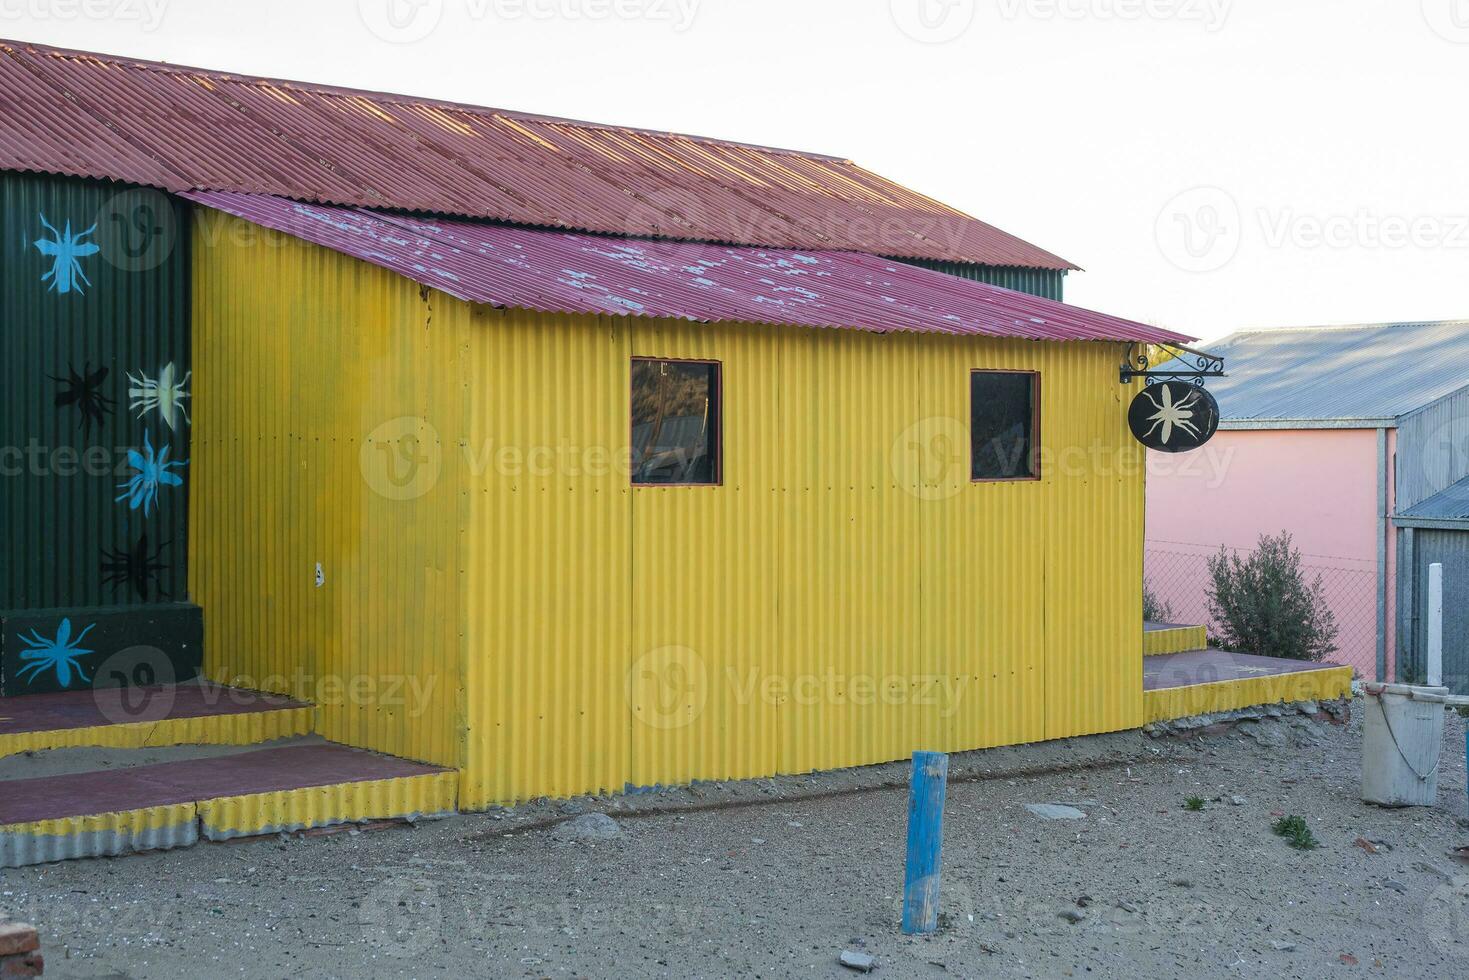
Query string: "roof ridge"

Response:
xmin=1 ymin=36 xmax=851 ymax=163
xmin=0 ymin=36 xmax=1078 ymax=269
xmin=1223 ymin=319 xmax=1469 ymax=339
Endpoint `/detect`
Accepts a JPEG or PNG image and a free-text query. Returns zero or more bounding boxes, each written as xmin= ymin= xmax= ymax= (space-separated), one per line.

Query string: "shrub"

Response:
xmin=1143 ymin=583 xmax=1176 ymax=624
xmin=1205 ymin=532 xmax=1339 ymax=661
xmin=1271 ymin=814 xmax=1320 ymax=850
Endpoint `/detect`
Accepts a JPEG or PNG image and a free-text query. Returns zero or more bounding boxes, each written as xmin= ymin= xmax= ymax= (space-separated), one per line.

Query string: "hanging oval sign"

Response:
xmin=1128 ymin=381 xmax=1220 ymax=453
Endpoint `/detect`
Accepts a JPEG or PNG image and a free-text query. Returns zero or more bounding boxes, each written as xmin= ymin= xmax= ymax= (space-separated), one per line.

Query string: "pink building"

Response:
xmin=1146 ymin=321 xmax=1469 ymax=685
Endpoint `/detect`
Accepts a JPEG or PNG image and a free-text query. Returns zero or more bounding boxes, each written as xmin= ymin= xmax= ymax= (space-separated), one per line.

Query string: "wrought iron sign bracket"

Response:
xmin=1120 ymin=342 xmax=1225 ymax=386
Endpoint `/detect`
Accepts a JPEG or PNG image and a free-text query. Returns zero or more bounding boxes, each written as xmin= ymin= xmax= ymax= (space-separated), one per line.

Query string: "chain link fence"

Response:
xmin=1144 ymin=544 xmax=1387 ymax=680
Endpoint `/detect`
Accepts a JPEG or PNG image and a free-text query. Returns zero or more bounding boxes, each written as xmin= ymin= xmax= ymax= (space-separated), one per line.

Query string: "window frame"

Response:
xmin=628 ymin=356 xmax=724 ymax=488
xmin=969 ymin=368 xmax=1042 ymax=483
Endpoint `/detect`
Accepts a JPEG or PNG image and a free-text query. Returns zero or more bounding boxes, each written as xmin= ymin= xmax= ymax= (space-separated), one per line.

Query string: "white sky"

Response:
xmin=6 ymin=0 xmax=1466 ymax=341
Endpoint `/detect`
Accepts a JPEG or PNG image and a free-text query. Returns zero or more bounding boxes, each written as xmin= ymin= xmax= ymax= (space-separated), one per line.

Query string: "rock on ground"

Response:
xmin=550 ymin=812 xmax=621 ymax=840
xmin=1025 ymin=803 xmax=1087 ymax=820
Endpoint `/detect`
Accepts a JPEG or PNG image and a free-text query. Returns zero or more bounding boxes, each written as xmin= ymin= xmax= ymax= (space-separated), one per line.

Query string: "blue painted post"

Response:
xmin=901 ymin=750 xmax=949 ymax=935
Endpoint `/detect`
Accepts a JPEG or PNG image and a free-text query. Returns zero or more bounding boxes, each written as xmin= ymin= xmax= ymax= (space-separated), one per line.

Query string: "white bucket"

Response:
xmin=1360 ymin=682 xmax=1449 ymax=807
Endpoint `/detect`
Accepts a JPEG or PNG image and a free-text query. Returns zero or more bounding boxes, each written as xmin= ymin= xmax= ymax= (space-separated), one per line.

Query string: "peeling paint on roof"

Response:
xmin=184 ymin=190 xmax=1190 ymax=345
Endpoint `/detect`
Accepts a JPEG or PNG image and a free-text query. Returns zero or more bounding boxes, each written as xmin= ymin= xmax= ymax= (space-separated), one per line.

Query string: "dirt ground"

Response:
xmin=3 ymin=707 xmax=1468 ymax=980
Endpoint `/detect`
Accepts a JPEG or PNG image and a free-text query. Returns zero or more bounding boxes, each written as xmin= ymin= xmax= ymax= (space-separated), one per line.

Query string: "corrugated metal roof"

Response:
xmin=183 ymin=190 xmax=1187 ymax=345
xmin=0 ymin=38 xmax=1076 ymax=270
xmin=1400 ymin=474 xmax=1469 ymax=522
xmin=1205 ymin=321 xmax=1469 ymax=425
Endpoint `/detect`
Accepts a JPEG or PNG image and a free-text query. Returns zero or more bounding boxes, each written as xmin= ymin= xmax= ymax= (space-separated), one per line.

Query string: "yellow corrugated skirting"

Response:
xmin=1143 ymin=667 xmax=1353 ymax=724
xmin=1 ymin=773 xmax=457 ymax=865
xmin=0 ymin=802 xmax=200 ymax=866
xmin=198 ymin=771 xmax=459 ymax=839
xmin=0 ymin=802 xmax=197 ymax=840
xmin=1143 ymin=626 xmax=1208 ymax=656
xmin=0 ymin=707 xmax=314 ymax=760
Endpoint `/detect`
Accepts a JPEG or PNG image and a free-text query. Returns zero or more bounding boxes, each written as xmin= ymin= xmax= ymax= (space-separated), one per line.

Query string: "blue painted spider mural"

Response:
xmin=33 ymin=213 xmax=100 ymax=295
xmin=117 ymin=429 xmax=187 ymax=516
xmin=16 ymin=618 xmax=97 ymax=688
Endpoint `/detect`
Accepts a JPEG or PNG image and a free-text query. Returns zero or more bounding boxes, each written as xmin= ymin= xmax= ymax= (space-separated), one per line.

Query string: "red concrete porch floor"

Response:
xmin=0 ymin=744 xmax=447 ymax=826
xmin=0 ymin=682 xmax=305 ymax=736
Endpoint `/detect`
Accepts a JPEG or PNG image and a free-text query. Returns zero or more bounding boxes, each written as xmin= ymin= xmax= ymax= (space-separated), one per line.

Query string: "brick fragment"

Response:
xmin=0 ymin=925 xmax=37 ymax=958
xmin=0 ymin=950 xmax=43 ymax=978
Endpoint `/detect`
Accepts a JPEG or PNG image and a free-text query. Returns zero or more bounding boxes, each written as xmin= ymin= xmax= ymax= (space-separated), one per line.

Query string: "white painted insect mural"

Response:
xmin=128 ymin=361 xmax=192 ymax=430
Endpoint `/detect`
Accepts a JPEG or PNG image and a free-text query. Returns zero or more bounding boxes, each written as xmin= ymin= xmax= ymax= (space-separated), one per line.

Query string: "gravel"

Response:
xmin=2 ymin=708 xmax=1466 ymax=979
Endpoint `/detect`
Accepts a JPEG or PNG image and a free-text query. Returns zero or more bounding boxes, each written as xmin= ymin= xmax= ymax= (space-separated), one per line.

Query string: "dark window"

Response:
xmin=971 ymin=371 xmax=1039 ymax=480
xmin=631 ymin=359 xmax=721 ymax=485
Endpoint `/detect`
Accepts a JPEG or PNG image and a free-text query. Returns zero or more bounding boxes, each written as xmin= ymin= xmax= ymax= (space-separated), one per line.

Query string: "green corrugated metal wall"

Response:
xmin=0 ymin=171 xmax=191 ymax=611
xmin=900 ymin=260 xmax=1066 ymax=302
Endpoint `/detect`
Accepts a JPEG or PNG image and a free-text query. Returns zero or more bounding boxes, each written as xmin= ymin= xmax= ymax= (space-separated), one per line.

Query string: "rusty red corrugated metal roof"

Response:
xmin=0 ymin=38 xmax=1077 ymax=270
xmin=183 ymin=190 xmax=1187 ymax=344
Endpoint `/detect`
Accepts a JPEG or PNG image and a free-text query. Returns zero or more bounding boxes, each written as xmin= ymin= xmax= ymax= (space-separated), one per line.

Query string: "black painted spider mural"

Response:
xmin=51 ymin=362 xmax=115 ymax=436
xmin=100 ymin=533 xmax=171 ymax=600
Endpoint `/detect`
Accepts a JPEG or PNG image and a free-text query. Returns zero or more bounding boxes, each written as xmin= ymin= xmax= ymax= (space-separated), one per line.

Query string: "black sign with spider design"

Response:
xmin=1127 ymin=381 xmax=1220 ymax=453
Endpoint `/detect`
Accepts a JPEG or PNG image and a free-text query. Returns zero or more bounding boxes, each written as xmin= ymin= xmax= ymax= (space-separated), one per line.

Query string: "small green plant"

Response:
xmin=1143 ymin=583 xmax=1176 ymax=624
xmin=1272 ymin=814 xmax=1320 ymax=850
xmin=1206 ymin=532 xmax=1339 ymax=661
xmin=1184 ymin=796 xmax=1206 ymax=812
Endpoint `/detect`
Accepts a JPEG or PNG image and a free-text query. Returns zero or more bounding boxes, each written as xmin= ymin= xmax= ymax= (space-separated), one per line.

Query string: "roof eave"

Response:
xmin=1393 ymin=516 xmax=1469 ymax=530
xmin=1219 ymin=418 xmax=1398 ymax=431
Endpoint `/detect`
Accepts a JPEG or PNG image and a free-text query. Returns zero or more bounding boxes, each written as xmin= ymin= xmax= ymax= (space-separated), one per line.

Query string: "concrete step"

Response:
xmin=0 ymin=741 xmax=457 ymax=867
xmin=1143 ymin=648 xmax=1353 ymax=723
xmin=0 ymin=681 xmax=313 ymax=758
xmin=1143 ymin=621 xmax=1209 ymax=656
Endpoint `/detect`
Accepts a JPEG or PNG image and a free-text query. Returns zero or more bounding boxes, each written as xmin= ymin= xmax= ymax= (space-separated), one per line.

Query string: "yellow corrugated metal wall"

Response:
xmin=191 ymin=213 xmax=1145 ymax=808
xmin=191 ymin=212 xmax=467 ymax=769
xmin=460 ymin=303 xmax=633 ymax=802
